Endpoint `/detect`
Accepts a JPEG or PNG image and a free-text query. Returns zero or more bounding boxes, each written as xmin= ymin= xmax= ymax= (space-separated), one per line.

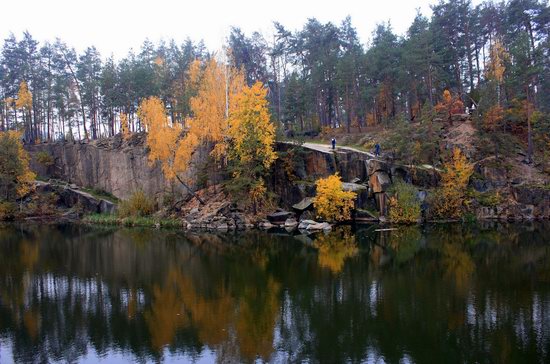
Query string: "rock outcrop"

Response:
xmin=26 ymin=133 xmax=220 ymax=202
xmin=35 ymin=180 xmax=116 ymax=214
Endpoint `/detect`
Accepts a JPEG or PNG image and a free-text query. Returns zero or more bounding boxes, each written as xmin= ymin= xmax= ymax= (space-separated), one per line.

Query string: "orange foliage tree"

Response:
xmin=435 ymin=90 xmax=464 ymax=125
xmin=139 ymin=57 xmax=278 ymax=207
xmin=138 ymin=96 xmax=182 ymax=180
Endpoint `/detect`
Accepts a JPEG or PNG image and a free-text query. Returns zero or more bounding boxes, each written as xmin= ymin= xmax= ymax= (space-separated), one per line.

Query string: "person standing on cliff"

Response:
xmin=375 ymin=143 xmax=381 ymax=157
xmin=331 ymin=138 xmax=336 ymax=150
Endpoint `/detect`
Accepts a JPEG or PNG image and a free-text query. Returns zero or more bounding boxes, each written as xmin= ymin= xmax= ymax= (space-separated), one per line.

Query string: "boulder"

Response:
xmin=99 ymin=199 xmax=117 ymax=214
xmin=366 ymin=159 xmax=389 ymax=177
xmin=342 ymin=182 xmax=368 ymax=193
xmin=298 ymin=219 xmax=318 ymax=230
xmin=258 ymin=221 xmax=275 ymax=230
xmin=299 ymin=210 xmax=315 ymax=222
xmin=306 ymin=222 xmax=332 ymax=231
xmin=284 ymin=218 xmax=298 ymax=229
xmin=342 ymin=182 xmax=370 ymax=210
xmin=369 ymin=172 xmax=392 ymax=193
xmin=292 ymin=197 xmax=314 ymax=212
xmin=267 ymin=211 xmax=295 ymax=225
xmin=354 ymin=209 xmax=379 ymax=222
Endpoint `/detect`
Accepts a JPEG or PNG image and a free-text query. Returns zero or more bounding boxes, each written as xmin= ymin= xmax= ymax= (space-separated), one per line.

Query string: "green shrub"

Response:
xmin=36 ymin=151 xmax=54 ymax=167
xmin=474 ymin=190 xmax=504 ymax=207
xmin=117 ymin=190 xmax=155 ymax=218
xmin=388 ymin=181 xmax=421 ymax=224
xmin=0 ymin=201 xmax=16 ymax=220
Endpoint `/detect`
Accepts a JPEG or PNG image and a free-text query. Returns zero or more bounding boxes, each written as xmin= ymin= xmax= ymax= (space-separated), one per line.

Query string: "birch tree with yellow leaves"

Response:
xmin=139 ymin=57 xmax=249 ymax=205
xmin=16 ymin=81 xmax=33 ymax=138
xmin=225 ymin=81 xmax=277 ymax=212
xmin=0 ymin=130 xmax=36 ymax=201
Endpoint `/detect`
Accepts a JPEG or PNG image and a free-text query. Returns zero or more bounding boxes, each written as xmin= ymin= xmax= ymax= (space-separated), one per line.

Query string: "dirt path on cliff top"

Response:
xmin=285 ymin=141 xmax=377 ymax=158
xmin=284 ymin=141 xmax=442 ymax=172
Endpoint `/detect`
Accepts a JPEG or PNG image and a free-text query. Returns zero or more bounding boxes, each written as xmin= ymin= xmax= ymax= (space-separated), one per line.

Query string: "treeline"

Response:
xmin=0 ymin=0 xmax=549 ymax=142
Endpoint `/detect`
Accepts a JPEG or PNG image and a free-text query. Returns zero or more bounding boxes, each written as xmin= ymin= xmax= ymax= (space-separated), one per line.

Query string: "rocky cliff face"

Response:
xmin=26 ymin=137 xmax=549 ymax=221
xmin=26 ymin=134 xmax=219 ymax=202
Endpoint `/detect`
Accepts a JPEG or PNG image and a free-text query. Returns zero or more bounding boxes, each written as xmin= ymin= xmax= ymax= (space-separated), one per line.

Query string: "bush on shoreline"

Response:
xmin=117 ymin=190 xmax=155 ymax=218
xmin=388 ymin=181 xmax=421 ymax=224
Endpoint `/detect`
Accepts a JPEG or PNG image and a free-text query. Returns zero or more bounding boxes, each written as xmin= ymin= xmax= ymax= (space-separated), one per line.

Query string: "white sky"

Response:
xmin=2 ymin=0 xmax=448 ymax=59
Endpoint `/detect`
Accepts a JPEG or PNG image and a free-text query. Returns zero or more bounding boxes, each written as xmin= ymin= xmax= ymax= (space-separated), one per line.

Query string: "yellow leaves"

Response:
xmin=138 ymin=97 xmax=182 ymax=180
xmin=140 ymin=59 xmax=274 ymax=203
xmin=366 ymin=112 xmax=376 ymax=127
xmin=443 ymin=148 xmax=474 ymax=190
xmin=435 ymin=90 xmax=464 ymax=120
xmin=249 ymin=179 xmax=267 ymax=208
xmin=442 ymin=90 xmax=452 ymax=104
xmin=486 ymin=39 xmax=509 ymax=84
xmin=388 ymin=181 xmax=421 ymax=224
xmin=163 ymin=58 xmax=245 ymax=180
xmin=313 ymin=229 xmax=358 ymax=274
xmin=227 ymin=81 xmax=277 ymax=171
xmin=430 ymin=148 xmax=473 ymax=219
xmin=313 ymin=174 xmax=356 ymax=222
xmin=16 ymin=81 xmax=32 ymax=111
xmin=187 ymin=59 xmax=202 ymax=90
xmin=120 ymin=113 xmax=130 ymax=140
xmin=0 ymin=130 xmax=36 ymax=199
xmin=12 ymin=130 xmax=35 ymax=197
xmin=188 ymin=58 xmax=245 ymax=146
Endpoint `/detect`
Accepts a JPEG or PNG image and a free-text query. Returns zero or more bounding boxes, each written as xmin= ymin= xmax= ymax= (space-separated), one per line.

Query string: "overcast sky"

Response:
xmin=3 ymin=0 xmax=450 ymax=58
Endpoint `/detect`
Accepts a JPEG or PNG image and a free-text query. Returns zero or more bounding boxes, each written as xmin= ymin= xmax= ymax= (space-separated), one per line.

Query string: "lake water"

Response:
xmin=0 ymin=222 xmax=549 ymax=363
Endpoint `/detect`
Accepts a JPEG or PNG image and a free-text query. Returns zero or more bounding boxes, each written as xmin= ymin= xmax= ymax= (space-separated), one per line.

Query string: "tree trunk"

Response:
xmin=176 ymin=175 xmax=205 ymax=205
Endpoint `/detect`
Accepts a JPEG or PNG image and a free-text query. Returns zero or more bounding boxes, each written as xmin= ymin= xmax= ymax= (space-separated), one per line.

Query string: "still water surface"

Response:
xmin=0 ymin=223 xmax=549 ymax=363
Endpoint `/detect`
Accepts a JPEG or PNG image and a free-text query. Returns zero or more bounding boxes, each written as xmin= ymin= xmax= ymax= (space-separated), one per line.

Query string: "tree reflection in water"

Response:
xmin=0 ymin=222 xmax=549 ymax=363
xmin=313 ymin=227 xmax=359 ymax=274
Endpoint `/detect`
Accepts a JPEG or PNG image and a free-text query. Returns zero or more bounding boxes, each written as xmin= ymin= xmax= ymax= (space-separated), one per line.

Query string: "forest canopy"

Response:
xmin=0 ymin=0 xmax=549 ymax=145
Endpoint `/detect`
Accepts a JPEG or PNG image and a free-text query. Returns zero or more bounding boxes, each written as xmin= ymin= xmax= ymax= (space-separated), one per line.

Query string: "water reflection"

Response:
xmin=313 ymin=227 xmax=358 ymax=273
xmin=0 ymin=223 xmax=549 ymax=363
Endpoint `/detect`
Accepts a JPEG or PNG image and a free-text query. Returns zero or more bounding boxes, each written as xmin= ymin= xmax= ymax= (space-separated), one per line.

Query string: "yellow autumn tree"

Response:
xmin=0 ymin=130 xmax=36 ymax=201
xmin=313 ymin=174 xmax=356 ymax=222
xmin=120 ymin=112 xmax=131 ymax=140
xmin=16 ymin=81 xmax=33 ymax=132
xmin=435 ymin=90 xmax=464 ymax=125
xmin=16 ymin=81 xmax=32 ymax=114
xmin=486 ymin=39 xmax=508 ymax=84
xmin=171 ymin=58 xmax=245 ymax=179
xmin=429 ymin=148 xmax=474 ymax=219
xmin=138 ymin=96 xmax=182 ymax=180
xmin=225 ymin=82 xmax=277 ymax=211
xmin=139 ymin=58 xmax=245 ymax=203
xmin=486 ymin=39 xmax=509 ymax=106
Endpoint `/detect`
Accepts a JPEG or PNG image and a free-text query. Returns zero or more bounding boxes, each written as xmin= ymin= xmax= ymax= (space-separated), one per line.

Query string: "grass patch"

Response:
xmin=80 ymin=187 xmax=119 ymax=203
xmin=84 ymin=213 xmax=182 ymax=228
